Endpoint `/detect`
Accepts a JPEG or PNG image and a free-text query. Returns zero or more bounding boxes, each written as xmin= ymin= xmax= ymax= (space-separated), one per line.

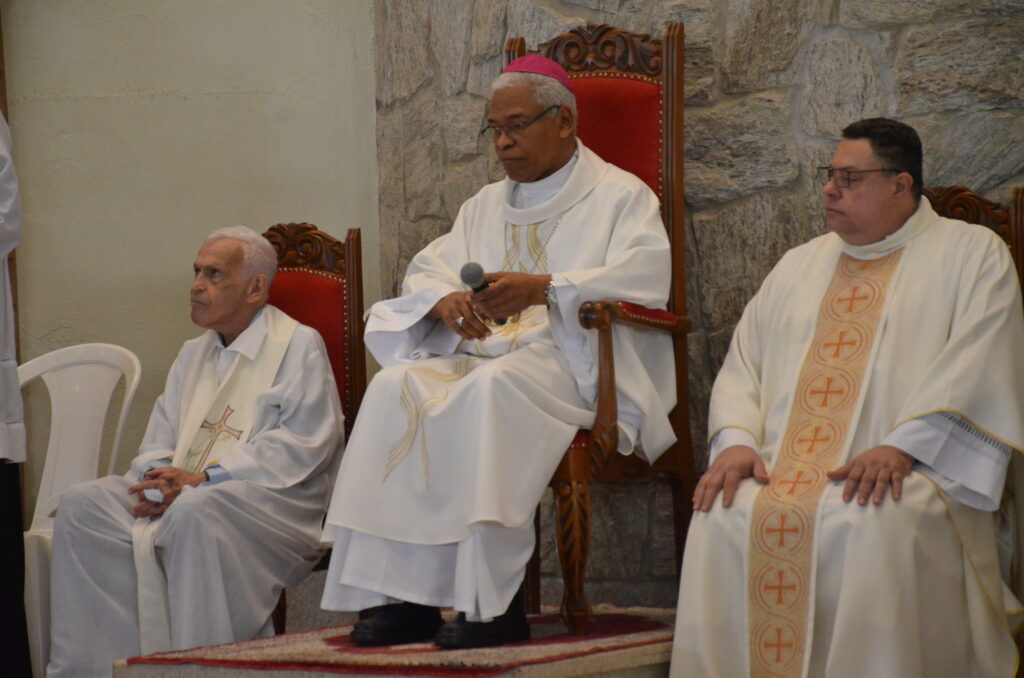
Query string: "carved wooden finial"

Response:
xmin=264 ymin=222 xmax=348 ymax=274
xmin=537 ymin=24 xmax=663 ymax=77
xmin=924 ymin=186 xmax=1011 ymax=241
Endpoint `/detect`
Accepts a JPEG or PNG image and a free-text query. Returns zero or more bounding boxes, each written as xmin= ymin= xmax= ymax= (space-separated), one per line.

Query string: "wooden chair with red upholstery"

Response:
xmin=922 ymin=185 xmax=1024 ymax=607
xmin=263 ymin=223 xmax=367 ymax=439
xmin=923 ymin=186 xmax=1024 ymax=284
xmin=506 ymin=23 xmax=696 ymax=635
xmin=262 ymin=222 xmax=367 ymax=633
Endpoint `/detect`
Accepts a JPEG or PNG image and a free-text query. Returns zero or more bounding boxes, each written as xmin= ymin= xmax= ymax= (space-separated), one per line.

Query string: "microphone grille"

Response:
xmin=459 ymin=262 xmax=485 ymax=288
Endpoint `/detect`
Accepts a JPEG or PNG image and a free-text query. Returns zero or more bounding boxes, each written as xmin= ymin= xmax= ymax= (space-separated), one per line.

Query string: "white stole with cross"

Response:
xmin=131 ymin=305 xmax=298 ymax=653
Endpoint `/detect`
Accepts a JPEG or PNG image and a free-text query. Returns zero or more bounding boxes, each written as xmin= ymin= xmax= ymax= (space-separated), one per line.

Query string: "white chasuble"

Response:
xmin=132 ymin=306 xmax=298 ymax=653
xmin=376 ymin=190 xmax=569 ymax=488
xmin=672 ymin=199 xmax=1024 ymax=678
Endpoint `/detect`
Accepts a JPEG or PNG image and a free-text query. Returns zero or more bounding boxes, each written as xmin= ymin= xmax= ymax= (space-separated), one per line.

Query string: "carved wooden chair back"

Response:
xmin=924 ymin=186 xmax=1024 ymax=285
xmin=506 ymin=23 xmax=695 ymax=635
xmin=924 ymin=185 xmax=1024 ymax=600
xmin=263 ymin=223 xmax=367 ymax=439
xmin=263 ymin=223 xmax=366 ymax=634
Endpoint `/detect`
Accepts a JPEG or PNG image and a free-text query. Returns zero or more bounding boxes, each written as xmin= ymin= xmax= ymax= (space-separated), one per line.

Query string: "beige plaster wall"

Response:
xmin=3 ymin=0 xmax=380 ymax=515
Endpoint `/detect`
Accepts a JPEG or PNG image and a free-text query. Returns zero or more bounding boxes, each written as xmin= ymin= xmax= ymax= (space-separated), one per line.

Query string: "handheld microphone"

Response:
xmin=459 ymin=262 xmax=506 ymax=325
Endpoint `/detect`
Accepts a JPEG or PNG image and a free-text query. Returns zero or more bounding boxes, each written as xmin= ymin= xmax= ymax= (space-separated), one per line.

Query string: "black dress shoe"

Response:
xmin=349 ymin=602 xmax=443 ymax=646
xmin=434 ymin=590 xmax=530 ymax=649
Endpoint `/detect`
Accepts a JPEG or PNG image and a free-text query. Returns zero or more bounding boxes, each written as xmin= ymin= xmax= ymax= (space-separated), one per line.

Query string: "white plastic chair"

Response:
xmin=20 ymin=343 xmax=141 ymax=678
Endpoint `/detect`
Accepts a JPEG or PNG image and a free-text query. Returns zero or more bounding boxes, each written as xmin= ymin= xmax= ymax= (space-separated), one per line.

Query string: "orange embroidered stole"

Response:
xmin=747 ymin=251 xmax=901 ymax=677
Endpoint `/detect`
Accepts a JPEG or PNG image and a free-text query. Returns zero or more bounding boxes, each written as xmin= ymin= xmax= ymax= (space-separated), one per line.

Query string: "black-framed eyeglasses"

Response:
xmin=479 ymin=105 xmax=561 ymax=141
xmin=817 ymin=166 xmax=900 ymax=188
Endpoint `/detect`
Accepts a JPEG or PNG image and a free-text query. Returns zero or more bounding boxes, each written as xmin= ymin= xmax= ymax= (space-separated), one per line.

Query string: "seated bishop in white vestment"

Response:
xmin=320 ymin=56 xmax=675 ymax=649
xmin=671 ymin=119 xmax=1024 ymax=678
xmin=46 ymin=227 xmax=343 ymax=678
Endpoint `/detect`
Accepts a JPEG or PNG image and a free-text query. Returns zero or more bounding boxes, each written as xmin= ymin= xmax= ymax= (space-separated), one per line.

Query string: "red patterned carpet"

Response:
xmin=125 ymin=611 xmax=673 ymax=676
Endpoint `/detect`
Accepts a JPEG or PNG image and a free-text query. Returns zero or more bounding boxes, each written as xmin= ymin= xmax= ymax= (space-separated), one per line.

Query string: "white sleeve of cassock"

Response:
xmin=884 ymin=412 xmax=1011 ymax=511
xmin=708 ymin=427 xmax=759 ymax=464
xmin=364 ymin=288 xmax=461 ymax=365
xmin=215 ymin=329 xmax=342 ymax=487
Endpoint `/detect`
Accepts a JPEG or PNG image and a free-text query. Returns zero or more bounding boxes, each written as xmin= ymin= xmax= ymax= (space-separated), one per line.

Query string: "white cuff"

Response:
xmin=709 ymin=428 xmax=758 ymax=464
xmin=884 ymin=413 xmax=1009 ymax=511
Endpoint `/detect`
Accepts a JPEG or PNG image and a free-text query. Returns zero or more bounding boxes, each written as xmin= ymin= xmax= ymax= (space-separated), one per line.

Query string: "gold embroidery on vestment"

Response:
xmin=383 ymin=359 xmax=472 ymax=485
xmin=184 ymin=405 xmax=243 ymax=473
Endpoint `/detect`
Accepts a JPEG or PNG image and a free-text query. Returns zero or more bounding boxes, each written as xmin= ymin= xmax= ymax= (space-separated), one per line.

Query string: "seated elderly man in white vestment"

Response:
xmin=320 ymin=55 xmax=675 ymax=649
xmin=671 ymin=118 xmax=1024 ymax=678
xmin=46 ymin=226 xmax=343 ymax=678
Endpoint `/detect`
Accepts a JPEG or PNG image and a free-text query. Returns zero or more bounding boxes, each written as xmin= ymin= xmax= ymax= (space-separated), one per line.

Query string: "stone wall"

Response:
xmin=374 ymin=0 xmax=1024 ymax=608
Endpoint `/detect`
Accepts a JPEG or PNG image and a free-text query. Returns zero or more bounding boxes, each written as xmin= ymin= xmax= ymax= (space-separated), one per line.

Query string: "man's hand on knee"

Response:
xmin=827 ymin=444 xmax=913 ymax=506
xmin=128 ymin=466 xmax=207 ymax=516
xmin=693 ymin=445 xmax=768 ymax=512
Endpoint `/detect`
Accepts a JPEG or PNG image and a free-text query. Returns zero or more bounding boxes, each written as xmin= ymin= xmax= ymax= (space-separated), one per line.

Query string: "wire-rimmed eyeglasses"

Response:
xmin=479 ymin=105 xmax=561 ymax=141
xmin=817 ymin=166 xmax=900 ymax=188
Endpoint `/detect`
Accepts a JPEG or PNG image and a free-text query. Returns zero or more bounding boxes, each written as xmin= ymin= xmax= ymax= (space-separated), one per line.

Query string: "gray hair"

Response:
xmin=204 ymin=226 xmax=277 ymax=285
xmin=490 ymin=71 xmax=577 ymax=119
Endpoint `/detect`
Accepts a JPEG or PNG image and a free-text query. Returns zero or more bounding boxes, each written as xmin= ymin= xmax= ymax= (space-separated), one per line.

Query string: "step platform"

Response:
xmin=113 ymin=606 xmax=674 ymax=678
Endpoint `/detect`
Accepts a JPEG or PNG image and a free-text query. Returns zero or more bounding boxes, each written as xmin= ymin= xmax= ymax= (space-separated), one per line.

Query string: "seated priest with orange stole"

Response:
xmin=319 ymin=56 xmax=676 ymax=649
xmin=46 ymin=226 xmax=343 ymax=678
xmin=671 ymin=118 xmax=1024 ymax=678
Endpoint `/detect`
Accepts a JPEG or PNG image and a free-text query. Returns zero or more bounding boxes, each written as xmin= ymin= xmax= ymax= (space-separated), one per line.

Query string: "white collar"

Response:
xmin=502 ymin=140 xmax=607 ymax=225
xmin=216 ymin=305 xmax=267 ymax=360
xmin=840 ymin=198 xmax=934 ymax=260
xmin=511 ymin=149 xmax=578 ymax=209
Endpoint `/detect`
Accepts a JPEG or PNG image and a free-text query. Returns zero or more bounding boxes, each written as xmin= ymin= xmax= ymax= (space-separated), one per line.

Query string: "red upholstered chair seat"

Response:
xmin=268 ymin=268 xmax=350 ymax=409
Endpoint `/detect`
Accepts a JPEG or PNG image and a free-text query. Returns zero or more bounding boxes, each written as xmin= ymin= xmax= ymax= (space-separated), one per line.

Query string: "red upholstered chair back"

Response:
xmin=924 ymin=186 xmax=1024 ymax=287
xmin=573 ymin=75 xmax=663 ymax=199
xmin=505 ymin=23 xmax=685 ymax=316
xmin=263 ymin=224 xmax=366 ymax=439
xmin=269 ymin=269 xmax=350 ymax=416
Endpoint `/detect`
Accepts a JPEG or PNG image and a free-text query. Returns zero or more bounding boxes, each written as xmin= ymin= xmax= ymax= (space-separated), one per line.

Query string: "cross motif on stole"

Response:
xmin=796 ymin=426 xmax=831 ymax=455
xmin=186 ymin=405 xmax=243 ymax=473
xmin=747 ymin=251 xmax=902 ymax=677
xmin=822 ymin=330 xmax=857 ymax=359
xmin=809 ymin=377 xmax=844 ymax=408
xmin=765 ymin=513 xmax=799 ymax=548
xmin=763 ymin=627 xmax=796 ymax=665
xmin=834 ymin=285 xmax=870 ymax=313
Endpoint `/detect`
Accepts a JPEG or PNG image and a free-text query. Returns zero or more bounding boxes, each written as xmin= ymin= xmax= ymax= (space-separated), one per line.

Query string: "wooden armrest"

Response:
xmin=572 ymin=300 xmax=689 ymax=479
xmin=579 ymin=300 xmax=689 ymax=333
